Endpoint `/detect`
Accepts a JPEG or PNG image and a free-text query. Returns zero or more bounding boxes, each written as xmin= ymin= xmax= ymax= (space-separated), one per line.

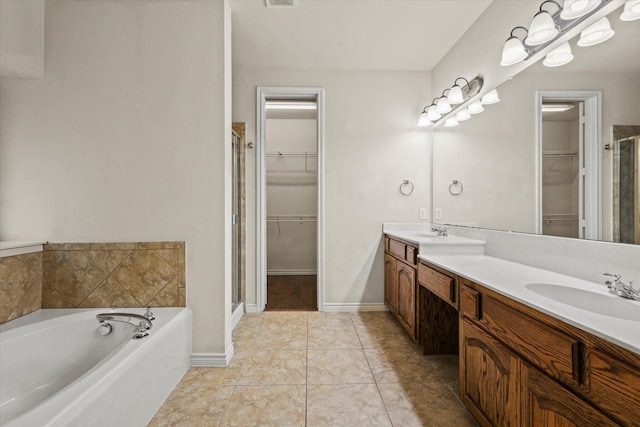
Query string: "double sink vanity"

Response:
xmin=383 ymin=224 xmax=640 ymax=427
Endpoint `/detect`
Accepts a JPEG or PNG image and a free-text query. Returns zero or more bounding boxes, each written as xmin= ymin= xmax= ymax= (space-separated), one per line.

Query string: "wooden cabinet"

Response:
xmin=384 ymin=236 xmax=417 ymax=339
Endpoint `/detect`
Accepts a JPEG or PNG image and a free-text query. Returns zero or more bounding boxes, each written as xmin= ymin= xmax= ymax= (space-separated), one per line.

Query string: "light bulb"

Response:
xmin=481 ymin=89 xmax=500 ymax=105
xmin=436 ymin=98 xmax=452 ymax=114
xmin=447 ymin=85 xmax=464 ymax=104
xmin=468 ymin=100 xmax=484 ymax=115
xmin=543 ymin=42 xmax=574 ymax=67
xmin=426 ymin=105 xmax=441 ymax=121
xmin=418 ymin=112 xmax=431 ymax=127
xmin=577 ymin=17 xmax=614 ymax=47
xmin=456 ymin=109 xmax=471 ymax=122
xmin=620 ymin=0 xmax=640 ymax=21
xmin=525 ymin=10 xmax=558 ymax=46
xmin=560 ymin=0 xmax=601 ymax=20
xmin=501 ymin=36 xmax=528 ymax=66
xmin=444 ymin=117 xmax=459 ymax=127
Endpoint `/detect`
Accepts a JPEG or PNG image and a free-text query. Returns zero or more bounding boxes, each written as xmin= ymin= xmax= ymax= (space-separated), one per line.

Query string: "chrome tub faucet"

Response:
xmin=96 ymin=312 xmax=154 ymax=340
xmin=603 ymin=273 xmax=640 ymax=301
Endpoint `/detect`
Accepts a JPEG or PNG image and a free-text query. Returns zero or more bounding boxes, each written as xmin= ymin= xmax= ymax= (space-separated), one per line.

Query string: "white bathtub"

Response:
xmin=0 ymin=307 xmax=191 ymax=427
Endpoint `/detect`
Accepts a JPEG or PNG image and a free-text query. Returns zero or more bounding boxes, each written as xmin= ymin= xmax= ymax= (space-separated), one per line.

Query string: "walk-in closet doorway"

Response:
xmin=256 ymin=87 xmax=324 ymax=312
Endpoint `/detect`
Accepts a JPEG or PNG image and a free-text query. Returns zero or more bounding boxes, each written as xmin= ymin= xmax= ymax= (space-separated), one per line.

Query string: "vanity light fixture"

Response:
xmin=542 ymin=42 xmax=574 ymax=66
xmin=561 ymin=0 xmax=602 ymax=20
xmin=481 ymin=89 xmax=500 ymax=105
xmin=456 ymin=108 xmax=471 ymax=122
xmin=468 ymin=100 xmax=485 ymax=115
xmin=501 ymin=27 xmax=529 ymax=66
xmin=620 ymin=0 xmax=640 ymax=20
xmin=525 ymin=1 xmax=561 ymax=46
xmin=577 ymin=17 xmax=615 ymax=46
xmin=447 ymin=78 xmax=469 ymax=105
xmin=436 ymin=90 xmax=453 ymax=114
xmin=426 ymin=98 xmax=443 ymax=121
xmin=417 ymin=107 xmax=432 ymax=127
xmin=444 ymin=117 xmax=459 ymax=127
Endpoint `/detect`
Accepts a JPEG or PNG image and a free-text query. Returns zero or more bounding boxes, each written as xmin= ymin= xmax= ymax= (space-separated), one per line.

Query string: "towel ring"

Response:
xmin=449 ymin=180 xmax=463 ymax=196
xmin=399 ymin=180 xmax=414 ymax=196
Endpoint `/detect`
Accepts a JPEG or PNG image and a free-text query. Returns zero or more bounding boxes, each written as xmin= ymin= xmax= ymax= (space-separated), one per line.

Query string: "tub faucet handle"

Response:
xmin=145 ymin=306 xmax=155 ymax=321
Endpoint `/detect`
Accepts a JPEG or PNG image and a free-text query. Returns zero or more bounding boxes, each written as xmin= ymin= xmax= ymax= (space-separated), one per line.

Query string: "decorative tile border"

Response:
xmin=42 ymin=242 xmax=186 ymax=309
xmin=0 ymin=252 xmax=43 ymax=324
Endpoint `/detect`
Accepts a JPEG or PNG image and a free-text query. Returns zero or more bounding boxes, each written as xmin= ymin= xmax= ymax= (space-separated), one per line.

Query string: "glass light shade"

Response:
xmin=447 ymin=85 xmax=464 ymax=104
xmin=500 ymin=36 xmax=528 ymax=66
xmin=417 ymin=112 xmax=431 ymax=127
xmin=468 ymin=100 xmax=484 ymax=115
xmin=481 ymin=89 xmax=500 ymax=105
xmin=436 ymin=98 xmax=452 ymax=114
xmin=577 ymin=17 xmax=614 ymax=47
xmin=525 ymin=11 xmax=559 ymax=46
xmin=542 ymin=42 xmax=574 ymax=67
xmin=456 ymin=109 xmax=471 ymax=121
xmin=560 ymin=0 xmax=601 ymax=20
xmin=426 ymin=105 xmax=442 ymax=121
xmin=620 ymin=0 xmax=640 ymax=21
xmin=444 ymin=117 xmax=459 ymax=127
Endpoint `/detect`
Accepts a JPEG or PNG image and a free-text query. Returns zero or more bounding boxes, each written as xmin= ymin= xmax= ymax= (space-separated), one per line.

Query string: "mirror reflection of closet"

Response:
xmin=613 ymin=125 xmax=640 ymax=244
xmin=265 ymin=98 xmax=318 ymax=311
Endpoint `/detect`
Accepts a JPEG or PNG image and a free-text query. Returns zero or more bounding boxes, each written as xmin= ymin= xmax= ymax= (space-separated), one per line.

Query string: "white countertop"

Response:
xmin=384 ymin=229 xmax=485 ymax=255
xmin=419 ymin=253 xmax=640 ymax=355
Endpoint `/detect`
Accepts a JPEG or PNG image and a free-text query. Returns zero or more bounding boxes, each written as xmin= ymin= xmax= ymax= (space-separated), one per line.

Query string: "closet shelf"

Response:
xmin=267 ymin=215 xmax=317 ymax=223
xmin=542 ymin=214 xmax=579 ymax=223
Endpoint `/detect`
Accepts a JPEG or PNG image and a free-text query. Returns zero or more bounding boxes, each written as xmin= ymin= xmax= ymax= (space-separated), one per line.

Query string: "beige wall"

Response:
xmin=0 ymin=0 xmax=231 ymax=355
xmin=0 ymin=0 xmax=45 ymax=78
xmin=234 ymin=67 xmax=431 ymax=308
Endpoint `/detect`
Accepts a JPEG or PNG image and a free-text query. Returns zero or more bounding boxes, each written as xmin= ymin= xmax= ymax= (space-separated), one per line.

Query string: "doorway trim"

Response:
xmin=256 ymin=87 xmax=325 ymax=312
xmin=535 ymin=90 xmax=602 ymax=239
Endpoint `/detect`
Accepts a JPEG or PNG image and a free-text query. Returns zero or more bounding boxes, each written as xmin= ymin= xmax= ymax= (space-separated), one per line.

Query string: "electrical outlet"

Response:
xmin=435 ymin=208 xmax=443 ymax=220
xmin=419 ymin=208 xmax=427 ymax=220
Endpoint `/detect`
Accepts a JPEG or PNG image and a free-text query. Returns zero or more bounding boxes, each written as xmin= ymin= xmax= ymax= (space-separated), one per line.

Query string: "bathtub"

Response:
xmin=0 ymin=307 xmax=191 ymax=427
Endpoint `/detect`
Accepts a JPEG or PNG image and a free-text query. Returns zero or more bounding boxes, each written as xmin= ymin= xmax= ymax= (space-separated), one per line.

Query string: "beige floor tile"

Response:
xmin=308 ymin=311 xmax=354 ymax=327
xmin=425 ymin=354 xmax=460 ymax=394
xmin=307 ymin=384 xmax=392 ymax=426
xmin=308 ymin=324 xmax=361 ymax=349
xmin=350 ymin=311 xmax=397 ymax=326
xmin=262 ymin=311 xmax=308 ymax=326
xmin=238 ymin=348 xmax=306 ymax=385
xmin=232 ymin=336 xmax=255 ymax=361
xmin=307 ymin=349 xmax=374 ymax=384
xmin=219 ymin=385 xmax=306 ymax=427
xmin=180 ymin=365 xmax=242 ymax=387
xmin=254 ymin=323 xmax=307 ymax=349
xmin=233 ymin=317 xmax=263 ymax=340
xmin=148 ymin=384 xmax=234 ymax=427
xmin=355 ymin=324 xmax=415 ymax=349
xmin=365 ymin=348 xmax=439 ymax=384
xmin=378 ymin=381 xmax=478 ymax=427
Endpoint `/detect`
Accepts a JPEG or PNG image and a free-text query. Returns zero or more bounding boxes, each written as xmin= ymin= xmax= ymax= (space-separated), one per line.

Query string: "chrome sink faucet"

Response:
xmin=96 ymin=312 xmax=153 ymax=340
xmin=603 ymin=273 xmax=640 ymax=301
xmin=431 ymin=225 xmax=448 ymax=236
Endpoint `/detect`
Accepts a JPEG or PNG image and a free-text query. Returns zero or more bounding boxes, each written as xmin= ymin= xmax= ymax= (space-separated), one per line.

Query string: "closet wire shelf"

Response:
xmin=266 ymin=151 xmax=318 ymax=173
xmin=267 ymin=215 xmax=317 ymax=234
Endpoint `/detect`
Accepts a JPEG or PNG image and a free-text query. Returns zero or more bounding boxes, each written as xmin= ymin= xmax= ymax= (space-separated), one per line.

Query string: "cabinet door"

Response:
xmin=461 ymin=319 xmax=521 ymax=427
xmin=396 ymin=261 xmax=415 ymax=336
xmin=523 ymin=363 xmax=617 ymax=427
xmin=384 ymin=254 xmax=398 ymax=313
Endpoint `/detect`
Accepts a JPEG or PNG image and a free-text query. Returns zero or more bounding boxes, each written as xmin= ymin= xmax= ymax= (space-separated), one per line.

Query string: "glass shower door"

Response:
xmin=232 ymin=132 xmax=241 ymax=311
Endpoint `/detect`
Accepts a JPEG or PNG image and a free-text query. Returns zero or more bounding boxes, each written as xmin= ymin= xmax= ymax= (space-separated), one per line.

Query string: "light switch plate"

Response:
xmin=435 ymin=208 xmax=443 ymax=220
xmin=419 ymin=208 xmax=427 ymax=220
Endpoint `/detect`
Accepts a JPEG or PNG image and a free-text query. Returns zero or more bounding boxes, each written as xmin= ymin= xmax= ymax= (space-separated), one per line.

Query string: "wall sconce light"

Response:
xmin=468 ymin=100 xmax=485 ymax=115
xmin=525 ymin=0 xmax=561 ymax=46
xmin=444 ymin=117 xmax=459 ymax=127
xmin=500 ymin=0 xmax=611 ymax=67
xmin=577 ymin=16 xmax=615 ymax=46
xmin=456 ymin=108 xmax=471 ymax=122
xmin=426 ymin=98 xmax=442 ymax=121
xmin=436 ymin=90 xmax=453 ymax=114
xmin=447 ymin=78 xmax=469 ymax=104
xmin=543 ymin=41 xmax=574 ymax=66
xmin=481 ymin=89 xmax=501 ymax=105
xmin=620 ymin=0 xmax=640 ymax=20
xmin=417 ymin=107 xmax=431 ymax=127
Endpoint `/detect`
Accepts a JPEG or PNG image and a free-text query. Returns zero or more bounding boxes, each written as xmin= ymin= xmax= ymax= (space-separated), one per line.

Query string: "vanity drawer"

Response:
xmin=388 ymin=239 xmax=406 ymax=260
xmin=461 ymin=284 xmax=580 ymax=388
xmin=585 ymin=349 xmax=640 ymax=426
xmin=418 ymin=263 xmax=457 ymax=309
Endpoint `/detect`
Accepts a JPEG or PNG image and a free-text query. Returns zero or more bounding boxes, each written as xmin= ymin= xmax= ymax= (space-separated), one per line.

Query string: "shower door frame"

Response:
xmin=256 ymin=86 xmax=325 ymax=312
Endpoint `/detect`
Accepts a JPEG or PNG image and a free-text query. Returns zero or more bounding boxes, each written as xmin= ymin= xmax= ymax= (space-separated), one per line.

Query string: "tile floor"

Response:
xmin=149 ymin=311 xmax=478 ymax=427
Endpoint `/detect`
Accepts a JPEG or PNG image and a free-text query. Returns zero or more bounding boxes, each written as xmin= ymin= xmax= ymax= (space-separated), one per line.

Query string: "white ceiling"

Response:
xmin=229 ymin=0 xmax=493 ymax=72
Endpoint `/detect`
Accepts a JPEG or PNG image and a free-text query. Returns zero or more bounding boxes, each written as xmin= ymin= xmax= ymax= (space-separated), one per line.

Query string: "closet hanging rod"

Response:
xmin=542 ymin=151 xmax=578 ymax=158
xmin=267 ymin=215 xmax=317 ymax=223
xmin=266 ymin=151 xmax=318 ymax=158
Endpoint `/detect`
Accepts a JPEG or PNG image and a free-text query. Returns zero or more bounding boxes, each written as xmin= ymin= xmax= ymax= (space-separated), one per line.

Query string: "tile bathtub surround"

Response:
xmin=42 ymin=242 xmax=185 ymax=309
xmin=149 ymin=311 xmax=478 ymax=427
xmin=0 ymin=252 xmax=43 ymax=324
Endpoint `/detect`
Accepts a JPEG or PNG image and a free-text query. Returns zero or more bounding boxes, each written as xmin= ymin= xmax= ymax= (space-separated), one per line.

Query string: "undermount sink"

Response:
xmin=413 ymin=233 xmax=440 ymax=238
xmin=525 ymin=283 xmax=640 ymax=322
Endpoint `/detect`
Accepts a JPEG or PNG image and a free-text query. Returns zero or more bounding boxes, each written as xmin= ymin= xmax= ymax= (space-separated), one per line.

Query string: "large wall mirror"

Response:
xmin=432 ymin=6 xmax=640 ymax=245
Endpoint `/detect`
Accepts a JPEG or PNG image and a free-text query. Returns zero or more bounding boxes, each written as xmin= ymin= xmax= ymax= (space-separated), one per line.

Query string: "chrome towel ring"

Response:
xmin=399 ymin=180 xmax=414 ymax=196
xmin=449 ymin=180 xmax=463 ymax=196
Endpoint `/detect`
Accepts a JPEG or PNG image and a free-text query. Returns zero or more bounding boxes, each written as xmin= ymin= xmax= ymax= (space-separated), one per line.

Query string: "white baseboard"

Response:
xmin=267 ymin=269 xmax=317 ymax=276
xmin=245 ymin=303 xmax=259 ymax=313
xmin=232 ymin=302 xmax=244 ymax=329
xmin=322 ymin=303 xmax=388 ymax=312
xmin=191 ymin=343 xmax=234 ymax=367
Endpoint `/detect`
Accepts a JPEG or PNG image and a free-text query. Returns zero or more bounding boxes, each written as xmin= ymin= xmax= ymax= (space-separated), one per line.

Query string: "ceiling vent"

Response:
xmin=265 ymin=0 xmax=294 ymax=7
